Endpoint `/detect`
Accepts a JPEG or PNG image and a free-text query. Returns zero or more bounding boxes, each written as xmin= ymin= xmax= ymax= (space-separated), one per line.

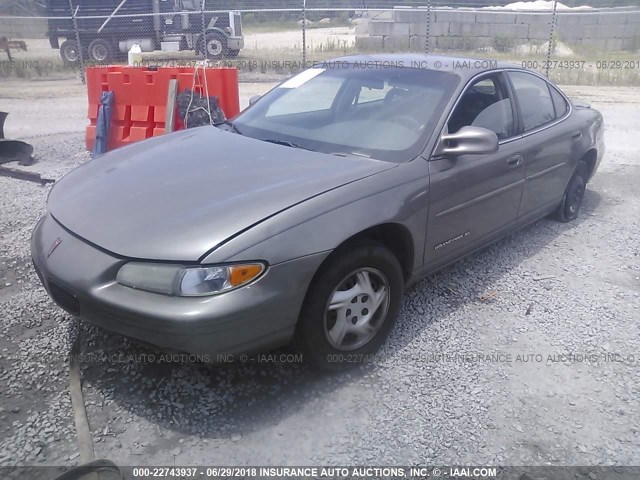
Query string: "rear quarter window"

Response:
xmin=549 ymin=85 xmax=570 ymax=118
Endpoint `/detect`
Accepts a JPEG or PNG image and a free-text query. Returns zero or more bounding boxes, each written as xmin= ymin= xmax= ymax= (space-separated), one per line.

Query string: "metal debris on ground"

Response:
xmin=479 ymin=291 xmax=498 ymax=302
xmin=533 ymin=275 xmax=557 ymax=281
xmin=0 ymin=111 xmax=54 ymax=184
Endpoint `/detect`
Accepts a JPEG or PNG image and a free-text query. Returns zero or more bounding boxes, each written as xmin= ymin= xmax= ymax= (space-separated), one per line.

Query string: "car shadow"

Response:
xmin=381 ymin=188 xmax=603 ymax=358
xmin=77 ymin=189 xmax=602 ymax=441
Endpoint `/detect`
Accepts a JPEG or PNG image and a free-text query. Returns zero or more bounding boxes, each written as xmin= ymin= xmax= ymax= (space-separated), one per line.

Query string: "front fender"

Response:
xmin=205 ymin=27 xmax=229 ymax=37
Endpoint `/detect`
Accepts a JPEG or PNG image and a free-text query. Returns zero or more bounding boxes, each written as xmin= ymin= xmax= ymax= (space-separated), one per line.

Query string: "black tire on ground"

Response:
xmin=60 ymin=40 xmax=81 ymax=64
xmin=87 ymin=38 xmax=114 ymax=63
xmin=199 ymin=32 xmax=227 ymax=60
xmin=553 ymin=161 xmax=589 ymax=223
xmin=295 ymin=241 xmax=404 ymax=372
xmin=227 ymin=49 xmax=240 ymax=58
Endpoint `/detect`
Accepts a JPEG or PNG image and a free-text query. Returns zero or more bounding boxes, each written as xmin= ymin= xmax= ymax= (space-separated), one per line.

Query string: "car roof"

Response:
xmin=328 ymin=53 xmax=524 ymax=80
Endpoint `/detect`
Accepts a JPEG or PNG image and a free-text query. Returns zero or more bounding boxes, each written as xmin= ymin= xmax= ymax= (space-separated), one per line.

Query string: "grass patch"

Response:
xmin=243 ymin=21 xmax=301 ymax=34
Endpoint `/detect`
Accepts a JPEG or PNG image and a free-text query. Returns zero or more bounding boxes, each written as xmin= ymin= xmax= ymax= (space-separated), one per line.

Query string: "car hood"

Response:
xmin=49 ymin=127 xmax=394 ymax=261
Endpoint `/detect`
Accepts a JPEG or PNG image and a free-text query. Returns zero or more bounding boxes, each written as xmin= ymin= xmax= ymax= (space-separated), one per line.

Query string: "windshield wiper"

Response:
xmin=263 ymin=139 xmax=310 ymax=150
xmin=330 ymin=151 xmax=371 ymax=158
xmin=213 ymin=120 xmax=243 ymax=135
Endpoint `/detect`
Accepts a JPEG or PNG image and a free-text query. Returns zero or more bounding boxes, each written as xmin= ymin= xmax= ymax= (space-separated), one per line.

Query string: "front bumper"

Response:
xmin=31 ymin=213 xmax=328 ymax=356
xmin=227 ymin=36 xmax=244 ymax=50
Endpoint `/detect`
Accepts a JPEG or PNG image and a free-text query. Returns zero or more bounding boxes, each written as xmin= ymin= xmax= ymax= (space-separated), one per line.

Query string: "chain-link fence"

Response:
xmin=1 ymin=0 xmax=639 ymax=85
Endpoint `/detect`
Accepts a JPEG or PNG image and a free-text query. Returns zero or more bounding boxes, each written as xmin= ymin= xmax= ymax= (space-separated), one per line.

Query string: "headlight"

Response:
xmin=116 ymin=262 xmax=265 ymax=296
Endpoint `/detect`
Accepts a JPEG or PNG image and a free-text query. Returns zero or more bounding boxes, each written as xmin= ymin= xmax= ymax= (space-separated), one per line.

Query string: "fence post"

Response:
xmin=425 ymin=0 xmax=431 ymax=54
xmin=302 ymin=0 xmax=307 ymax=66
xmin=68 ymin=0 xmax=86 ymax=84
xmin=201 ymin=0 xmax=208 ymax=59
xmin=545 ymin=0 xmax=559 ymax=78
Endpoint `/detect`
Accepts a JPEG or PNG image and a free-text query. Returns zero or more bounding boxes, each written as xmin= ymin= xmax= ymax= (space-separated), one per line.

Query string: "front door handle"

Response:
xmin=507 ymin=153 xmax=524 ymax=167
xmin=572 ymin=131 xmax=583 ymax=140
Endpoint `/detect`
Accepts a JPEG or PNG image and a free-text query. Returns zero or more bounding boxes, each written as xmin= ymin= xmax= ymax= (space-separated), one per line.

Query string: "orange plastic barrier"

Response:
xmin=85 ymin=66 xmax=240 ymax=152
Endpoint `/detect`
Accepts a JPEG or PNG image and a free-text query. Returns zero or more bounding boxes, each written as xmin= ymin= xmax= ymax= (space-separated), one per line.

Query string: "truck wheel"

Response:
xmin=200 ymin=32 xmax=227 ymax=60
xmin=88 ymin=39 xmax=113 ymax=63
xmin=60 ymin=40 xmax=81 ymax=64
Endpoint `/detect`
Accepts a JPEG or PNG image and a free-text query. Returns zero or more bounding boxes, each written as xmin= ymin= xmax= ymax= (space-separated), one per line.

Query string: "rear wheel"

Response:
xmin=295 ymin=241 xmax=404 ymax=372
xmin=553 ymin=161 xmax=588 ymax=222
xmin=87 ymin=38 xmax=114 ymax=63
xmin=60 ymin=40 xmax=81 ymax=64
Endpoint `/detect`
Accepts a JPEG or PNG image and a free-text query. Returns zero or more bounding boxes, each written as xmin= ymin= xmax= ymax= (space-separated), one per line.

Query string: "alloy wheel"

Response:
xmin=323 ymin=268 xmax=390 ymax=351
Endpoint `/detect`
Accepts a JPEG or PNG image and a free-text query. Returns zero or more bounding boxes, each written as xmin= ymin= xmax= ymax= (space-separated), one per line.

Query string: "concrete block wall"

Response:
xmin=0 ymin=17 xmax=47 ymax=39
xmin=358 ymin=7 xmax=640 ymax=53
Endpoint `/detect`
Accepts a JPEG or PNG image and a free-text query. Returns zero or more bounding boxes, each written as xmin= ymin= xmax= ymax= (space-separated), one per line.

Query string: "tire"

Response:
xmin=199 ymin=32 xmax=227 ymax=60
xmin=295 ymin=241 xmax=404 ymax=372
xmin=553 ymin=161 xmax=589 ymax=222
xmin=87 ymin=38 xmax=114 ymax=63
xmin=60 ymin=40 xmax=81 ymax=64
xmin=227 ymin=49 xmax=240 ymax=58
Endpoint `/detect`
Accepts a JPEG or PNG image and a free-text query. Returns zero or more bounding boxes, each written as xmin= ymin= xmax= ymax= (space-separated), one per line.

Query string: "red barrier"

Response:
xmin=85 ymin=66 xmax=240 ymax=152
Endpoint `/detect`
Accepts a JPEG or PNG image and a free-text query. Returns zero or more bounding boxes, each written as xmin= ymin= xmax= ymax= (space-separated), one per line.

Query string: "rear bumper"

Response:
xmin=31 ymin=213 xmax=328 ymax=357
xmin=592 ymin=133 xmax=606 ymax=181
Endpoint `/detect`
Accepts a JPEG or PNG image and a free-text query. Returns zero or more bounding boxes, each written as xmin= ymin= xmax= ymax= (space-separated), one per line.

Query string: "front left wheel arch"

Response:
xmin=322 ymin=223 xmax=414 ymax=284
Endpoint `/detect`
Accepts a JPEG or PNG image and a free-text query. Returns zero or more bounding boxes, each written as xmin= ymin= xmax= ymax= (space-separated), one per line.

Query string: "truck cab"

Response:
xmin=46 ymin=0 xmax=244 ymax=63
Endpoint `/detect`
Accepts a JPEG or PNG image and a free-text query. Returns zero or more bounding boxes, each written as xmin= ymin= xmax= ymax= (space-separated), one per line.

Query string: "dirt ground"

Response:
xmin=0 ymin=78 xmax=639 ymax=468
xmin=244 ymin=26 xmax=355 ymax=51
xmin=2 ymin=26 xmax=355 ymax=63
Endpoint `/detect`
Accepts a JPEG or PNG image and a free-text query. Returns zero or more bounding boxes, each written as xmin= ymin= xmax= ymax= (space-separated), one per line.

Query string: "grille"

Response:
xmin=48 ymin=280 xmax=80 ymax=316
xmin=232 ymin=13 xmax=242 ymax=37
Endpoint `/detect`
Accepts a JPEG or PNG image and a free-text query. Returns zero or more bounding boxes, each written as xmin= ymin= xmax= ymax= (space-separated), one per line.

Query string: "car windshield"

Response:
xmin=233 ymin=66 xmax=460 ymax=162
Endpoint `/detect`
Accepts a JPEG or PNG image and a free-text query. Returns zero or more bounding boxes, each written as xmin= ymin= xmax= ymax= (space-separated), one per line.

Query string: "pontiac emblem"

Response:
xmin=47 ymin=238 xmax=62 ymax=258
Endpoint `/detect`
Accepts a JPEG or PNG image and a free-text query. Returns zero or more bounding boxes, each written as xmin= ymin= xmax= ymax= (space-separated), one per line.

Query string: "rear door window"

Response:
xmin=508 ymin=71 xmax=556 ymax=132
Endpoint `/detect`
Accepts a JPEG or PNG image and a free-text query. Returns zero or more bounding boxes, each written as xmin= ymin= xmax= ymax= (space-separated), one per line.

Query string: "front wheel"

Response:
xmin=553 ymin=161 xmax=588 ymax=222
xmin=295 ymin=241 xmax=404 ymax=372
xmin=199 ymin=32 xmax=227 ymax=60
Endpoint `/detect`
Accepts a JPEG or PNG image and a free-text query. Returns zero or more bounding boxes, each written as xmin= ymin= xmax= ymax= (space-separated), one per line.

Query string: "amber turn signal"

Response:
xmin=228 ymin=264 xmax=264 ymax=287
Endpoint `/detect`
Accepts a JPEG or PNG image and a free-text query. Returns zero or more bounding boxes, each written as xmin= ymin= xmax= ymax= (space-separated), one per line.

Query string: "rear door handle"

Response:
xmin=572 ymin=131 xmax=583 ymax=140
xmin=507 ymin=153 xmax=524 ymax=167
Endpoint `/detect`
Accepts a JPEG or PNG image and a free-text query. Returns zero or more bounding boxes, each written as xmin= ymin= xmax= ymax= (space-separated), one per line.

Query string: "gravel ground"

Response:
xmin=0 ymin=80 xmax=639 ymax=467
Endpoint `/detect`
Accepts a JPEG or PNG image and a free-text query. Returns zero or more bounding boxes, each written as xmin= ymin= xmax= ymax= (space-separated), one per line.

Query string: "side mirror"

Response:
xmin=436 ymin=126 xmax=499 ymax=157
xmin=249 ymin=95 xmax=261 ymax=106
